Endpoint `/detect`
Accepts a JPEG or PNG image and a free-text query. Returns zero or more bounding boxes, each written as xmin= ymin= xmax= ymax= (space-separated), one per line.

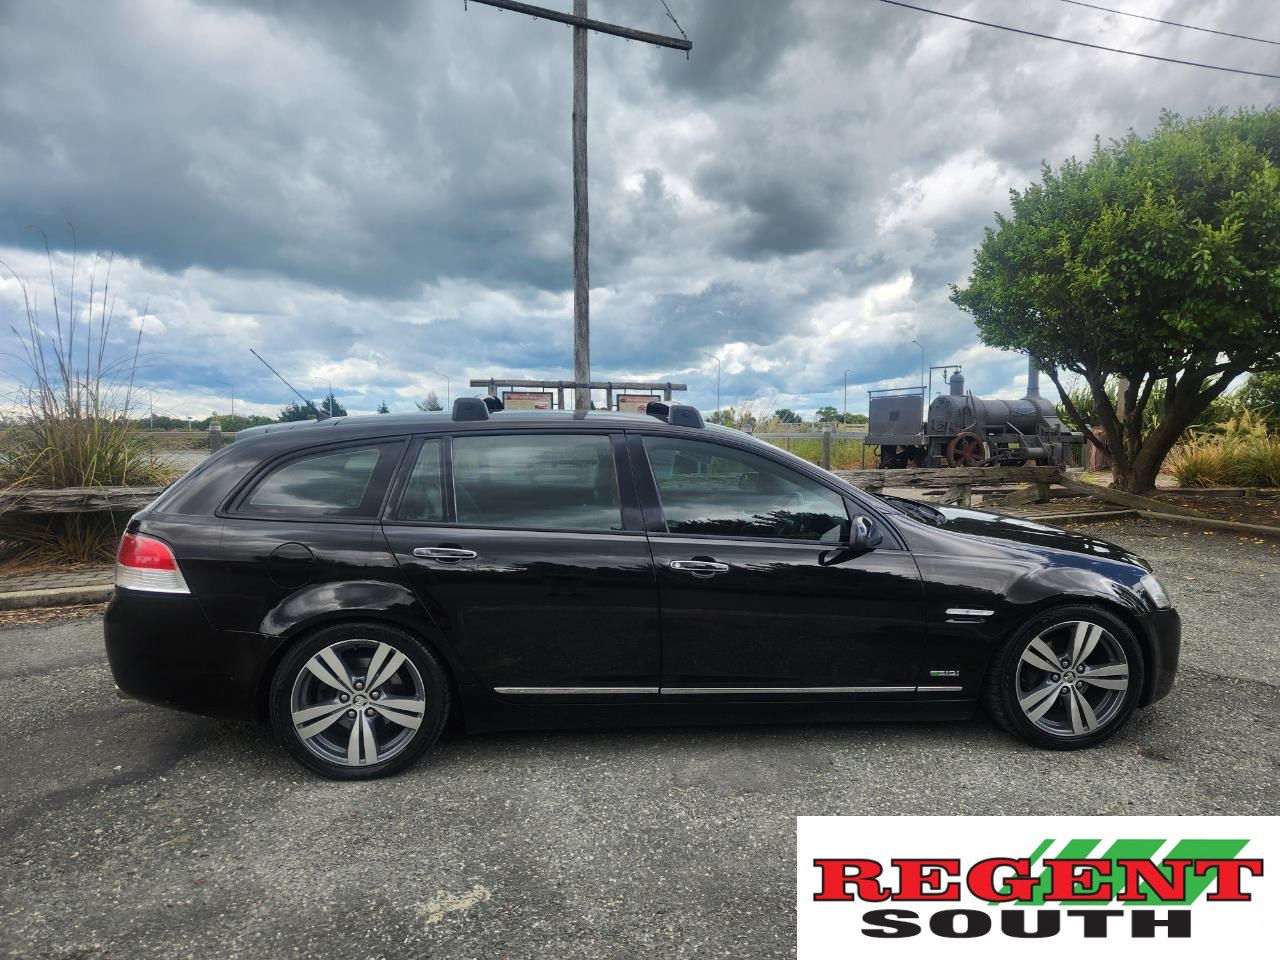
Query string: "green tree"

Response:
xmin=707 ymin=406 xmax=737 ymax=426
xmin=278 ymin=401 xmax=316 ymax=422
xmin=814 ymin=406 xmax=839 ymax=423
xmin=321 ymin=392 xmax=347 ymax=418
xmin=773 ymin=408 xmax=801 ymax=424
xmin=376 ymin=401 xmax=390 ymax=414
xmin=203 ymin=413 xmax=273 ymax=431
xmin=278 ymin=393 xmax=346 ymax=422
xmin=1240 ymin=371 xmax=1280 ymax=426
xmin=952 ymin=108 xmax=1280 ymax=492
xmin=415 ymin=391 xmax=443 ymax=412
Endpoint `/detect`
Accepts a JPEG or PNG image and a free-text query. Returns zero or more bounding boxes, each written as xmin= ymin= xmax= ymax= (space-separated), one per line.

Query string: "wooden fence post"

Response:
xmin=821 ymin=425 xmax=832 ymax=470
xmin=208 ymin=422 xmax=222 ymax=452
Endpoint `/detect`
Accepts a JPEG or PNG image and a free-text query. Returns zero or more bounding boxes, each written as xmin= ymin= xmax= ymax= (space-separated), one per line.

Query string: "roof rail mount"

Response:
xmin=646 ymin=400 xmax=704 ymax=429
xmin=452 ymin=397 xmax=490 ymax=422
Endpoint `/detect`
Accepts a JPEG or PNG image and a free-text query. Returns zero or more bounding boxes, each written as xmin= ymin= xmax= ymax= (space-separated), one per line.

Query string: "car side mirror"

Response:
xmin=819 ymin=515 xmax=882 ymax=566
xmin=851 ymin=515 xmax=883 ymax=550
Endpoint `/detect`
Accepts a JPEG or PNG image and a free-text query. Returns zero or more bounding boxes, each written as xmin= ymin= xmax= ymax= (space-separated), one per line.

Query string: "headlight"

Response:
xmin=1139 ymin=573 xmax=1171 ymax=609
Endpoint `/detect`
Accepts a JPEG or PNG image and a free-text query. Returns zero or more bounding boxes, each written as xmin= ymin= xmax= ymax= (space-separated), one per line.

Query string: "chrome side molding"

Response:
xmin=494 ymin=684 xmax=966 ymax=696
xmin=494 ymin=686 xmax=660 ymax=696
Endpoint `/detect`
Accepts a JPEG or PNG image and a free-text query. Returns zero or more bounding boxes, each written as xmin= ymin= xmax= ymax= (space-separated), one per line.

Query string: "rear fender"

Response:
xmin=258 ymin=580 xmax=478 ymax=687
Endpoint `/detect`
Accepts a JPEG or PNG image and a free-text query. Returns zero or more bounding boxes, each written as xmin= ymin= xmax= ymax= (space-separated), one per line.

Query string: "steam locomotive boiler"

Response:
xmin=865 ymin=359 xmax=1083 ymax=468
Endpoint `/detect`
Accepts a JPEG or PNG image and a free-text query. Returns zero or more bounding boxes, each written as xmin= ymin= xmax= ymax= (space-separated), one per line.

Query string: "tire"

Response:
xmin=984 ymin=604 xmax=1144 ymax=750
xmin=269 ymin=622 xmax=450 ymax=779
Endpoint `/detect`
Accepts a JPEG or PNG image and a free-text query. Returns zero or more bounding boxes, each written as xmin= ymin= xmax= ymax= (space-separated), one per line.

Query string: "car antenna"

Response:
xmin=249 ymin=348 xmax=330 ymax=420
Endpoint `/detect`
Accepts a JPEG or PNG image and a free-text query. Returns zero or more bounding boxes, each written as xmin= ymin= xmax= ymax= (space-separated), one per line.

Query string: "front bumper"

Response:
xmin=104 ymin=589 xmax=283 ymax=721
xmin=1138 ymin=606 xmax=1181 ymax=706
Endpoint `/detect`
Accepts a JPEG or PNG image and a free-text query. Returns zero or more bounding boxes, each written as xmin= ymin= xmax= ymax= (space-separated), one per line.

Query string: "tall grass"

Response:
xmin=760 ymin=436 xmax=868 ymax=470
xmin=1166 ymin=411 xmax=1280 ymax=488
xmin=0 ymin=240 xmax=178 ymax=563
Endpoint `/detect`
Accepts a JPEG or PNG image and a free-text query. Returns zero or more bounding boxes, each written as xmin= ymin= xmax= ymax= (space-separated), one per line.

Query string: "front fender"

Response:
xmin=1005 ymin=564 xmax=1146 ymax=616
xmin=1004 ymin=564 xmax=1168 ymax=704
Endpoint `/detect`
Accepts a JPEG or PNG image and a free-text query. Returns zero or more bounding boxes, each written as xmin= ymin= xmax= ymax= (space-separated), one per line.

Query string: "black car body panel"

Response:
xmin=104 ymin=410 xmax=1180 ymax=730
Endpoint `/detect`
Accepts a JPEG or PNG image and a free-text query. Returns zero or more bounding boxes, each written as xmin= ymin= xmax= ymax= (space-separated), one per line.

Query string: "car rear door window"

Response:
xmin=452 ymin=434 xmax=622 ymax=531
xmin=241 ymin=443 xmax=403 ymax=518
xmin=396 ymin=440 xmax=446 ymax=522
xmin=641 ymin=436 xmax=848 ymax=541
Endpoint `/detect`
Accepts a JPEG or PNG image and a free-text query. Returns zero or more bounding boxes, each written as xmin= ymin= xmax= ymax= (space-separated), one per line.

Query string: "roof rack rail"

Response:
xmin=452 ymin=397 xmax=490 ymax=422
xmin=645 ymin=399 xmax=704 ymax=429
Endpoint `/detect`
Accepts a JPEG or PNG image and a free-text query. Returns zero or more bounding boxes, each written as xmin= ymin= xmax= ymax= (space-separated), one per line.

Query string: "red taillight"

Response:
xmin=118 ymin=532 xmax=179 ymax=570
xmin=116 ymin=532 xmax=189 ymax=594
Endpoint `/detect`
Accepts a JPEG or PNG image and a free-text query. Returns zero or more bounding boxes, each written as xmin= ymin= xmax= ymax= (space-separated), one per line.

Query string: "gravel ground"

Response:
xmin=1 ymin=518 xmax=1276 ymax=959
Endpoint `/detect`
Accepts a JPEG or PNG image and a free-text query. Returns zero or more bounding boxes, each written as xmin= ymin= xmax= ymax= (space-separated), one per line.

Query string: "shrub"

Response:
xmin=1166 ymin=438 xmax=1228 ymax=487
xmin=1232 ymin=437 xmax=1280 ymax=487
xmin=1166 ymin=412 xmax=1280 ymax=488
xmin=0 ymin=243 xmax=178 ymax=564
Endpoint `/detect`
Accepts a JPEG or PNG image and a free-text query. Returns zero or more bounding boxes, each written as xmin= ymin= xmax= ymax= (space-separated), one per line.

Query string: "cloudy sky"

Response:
xmin=0 ymin=0 xmax=1275 ymax=420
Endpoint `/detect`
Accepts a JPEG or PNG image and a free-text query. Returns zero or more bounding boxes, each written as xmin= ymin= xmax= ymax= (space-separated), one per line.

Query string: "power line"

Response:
xmin=656 ymin=0 xmax=688 ymax=43
xmin=1056 ymin=0 xmax=1280 ymax=48
xmin=875 ymin=0 xmax=1280 ymax=80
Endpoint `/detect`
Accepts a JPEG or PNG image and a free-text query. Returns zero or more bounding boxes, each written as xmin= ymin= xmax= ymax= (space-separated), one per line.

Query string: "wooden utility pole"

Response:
xmin=572 ymin=0 xmax=589 ymax=410
xmin=467 ymin=0 xmax=691 ymax=410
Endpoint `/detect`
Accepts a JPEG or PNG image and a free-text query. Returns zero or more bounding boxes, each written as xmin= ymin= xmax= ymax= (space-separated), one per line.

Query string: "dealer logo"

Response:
xmin=811 ymin=837 xmax=1262 ymax=940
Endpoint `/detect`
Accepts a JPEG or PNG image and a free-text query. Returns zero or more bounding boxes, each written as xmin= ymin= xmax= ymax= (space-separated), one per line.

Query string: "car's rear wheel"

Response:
xmin=269 ymin=623 xmax=449 ymax=779
xmin=985 ymin=605 xmax=1144 ymax=749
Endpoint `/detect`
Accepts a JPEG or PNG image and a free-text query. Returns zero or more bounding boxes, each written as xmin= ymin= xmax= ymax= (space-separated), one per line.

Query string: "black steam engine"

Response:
xmin=865 ymin=360 xmax=1083 ymax=468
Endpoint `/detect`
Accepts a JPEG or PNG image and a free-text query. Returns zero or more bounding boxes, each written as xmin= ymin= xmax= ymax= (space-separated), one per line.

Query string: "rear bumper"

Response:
xmin=104 ymin=589 xmax=283 ymax=721
xmin=1138 ymin=607 xmax=1181 ymax=706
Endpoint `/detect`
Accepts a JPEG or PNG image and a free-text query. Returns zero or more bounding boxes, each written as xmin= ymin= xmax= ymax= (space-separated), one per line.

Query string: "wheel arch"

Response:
xmin=986 ymin=590 xmax=1157 ymax=707
xmin=252 ymin=608 xmax=467 ymax=725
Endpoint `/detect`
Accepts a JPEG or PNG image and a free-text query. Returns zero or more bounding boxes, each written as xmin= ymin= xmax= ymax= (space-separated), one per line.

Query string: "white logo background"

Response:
xmin=797 ymin=816 xmax=1277 ymax=958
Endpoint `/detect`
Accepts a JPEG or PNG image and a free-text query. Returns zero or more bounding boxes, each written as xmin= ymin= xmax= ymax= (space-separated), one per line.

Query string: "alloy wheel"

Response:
xmin=1015 ymin=620 xmax=1130 ymax=738
xmin=289 ymin=639 xmax=427 ymax=766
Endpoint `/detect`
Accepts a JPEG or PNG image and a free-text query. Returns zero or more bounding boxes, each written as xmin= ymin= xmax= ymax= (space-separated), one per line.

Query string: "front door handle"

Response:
xmin=413 ymin=546 xmax=477 ymax=562
xmin=669 ymin=559 xmax=729 ymax=578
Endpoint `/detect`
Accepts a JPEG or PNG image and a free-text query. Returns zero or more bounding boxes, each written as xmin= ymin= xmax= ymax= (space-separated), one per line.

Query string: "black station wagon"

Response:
xmin=105 ymin=399 xmax=1180 ymax=779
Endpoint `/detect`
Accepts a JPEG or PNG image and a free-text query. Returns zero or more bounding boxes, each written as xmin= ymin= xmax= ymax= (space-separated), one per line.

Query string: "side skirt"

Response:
xmin=458 ymin=684 xmax=975 ymax=734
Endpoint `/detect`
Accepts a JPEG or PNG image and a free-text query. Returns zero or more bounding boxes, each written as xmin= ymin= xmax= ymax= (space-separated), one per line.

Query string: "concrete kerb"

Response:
xmin=0 ymin=583 xmax=114 ymax=610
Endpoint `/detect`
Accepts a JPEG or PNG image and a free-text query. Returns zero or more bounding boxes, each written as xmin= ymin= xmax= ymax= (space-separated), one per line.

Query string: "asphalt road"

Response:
xmin=1 ymin=519 xmax=1276 ymax=959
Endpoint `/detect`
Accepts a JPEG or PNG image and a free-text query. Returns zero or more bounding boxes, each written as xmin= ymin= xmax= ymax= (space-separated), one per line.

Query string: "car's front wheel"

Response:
xmin=985 ymin=605 xmax=1144 ymax=750
xmin=269 ymin=623 xmax=450 ymax=779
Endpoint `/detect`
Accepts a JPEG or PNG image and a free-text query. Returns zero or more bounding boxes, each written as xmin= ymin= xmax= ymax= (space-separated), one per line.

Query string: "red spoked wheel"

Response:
xmin=944 ymin=431 xmax=989 ymax=467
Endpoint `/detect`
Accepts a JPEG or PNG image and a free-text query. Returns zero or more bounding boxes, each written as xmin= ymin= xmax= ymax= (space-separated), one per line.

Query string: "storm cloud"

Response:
xmin=1 ymin=0 xmax=1275 ymax=418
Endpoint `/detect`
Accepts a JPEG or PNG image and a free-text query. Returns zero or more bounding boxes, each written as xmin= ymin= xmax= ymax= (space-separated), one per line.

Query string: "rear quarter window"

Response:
xmin=235 ymin=442 xmax=404 ymax=518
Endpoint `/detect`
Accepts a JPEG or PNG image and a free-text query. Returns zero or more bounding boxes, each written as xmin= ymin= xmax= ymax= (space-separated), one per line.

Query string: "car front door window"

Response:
xmin=640 ymin=436 xmax=848 ymax=542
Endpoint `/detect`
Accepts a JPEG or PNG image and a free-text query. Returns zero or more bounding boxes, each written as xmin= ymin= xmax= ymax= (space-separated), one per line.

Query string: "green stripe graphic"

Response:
xmin=1133 ymin=839 xmax=1250 ymax=905
xmin=989 ymin=837 xmax=1252 ymax=906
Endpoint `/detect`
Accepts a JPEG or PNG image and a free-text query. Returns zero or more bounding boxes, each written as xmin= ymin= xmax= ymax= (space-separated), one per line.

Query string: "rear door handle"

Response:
xmin=413 ymin=546 xmax=477 ymax=562
xmin=669 ymin=559 xmax=729 ymax=578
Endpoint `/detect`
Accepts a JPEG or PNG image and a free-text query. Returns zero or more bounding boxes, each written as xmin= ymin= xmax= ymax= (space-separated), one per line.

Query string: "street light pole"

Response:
xmin=911 ymin=339 xmax=925 ymax=393
xmin=843 ymin=369 xmax=852 ymax=427
xmin=428 ymin=371 xmax=451 ymax=407
xmin=703 ymin=352 xmax=721 ymax=417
